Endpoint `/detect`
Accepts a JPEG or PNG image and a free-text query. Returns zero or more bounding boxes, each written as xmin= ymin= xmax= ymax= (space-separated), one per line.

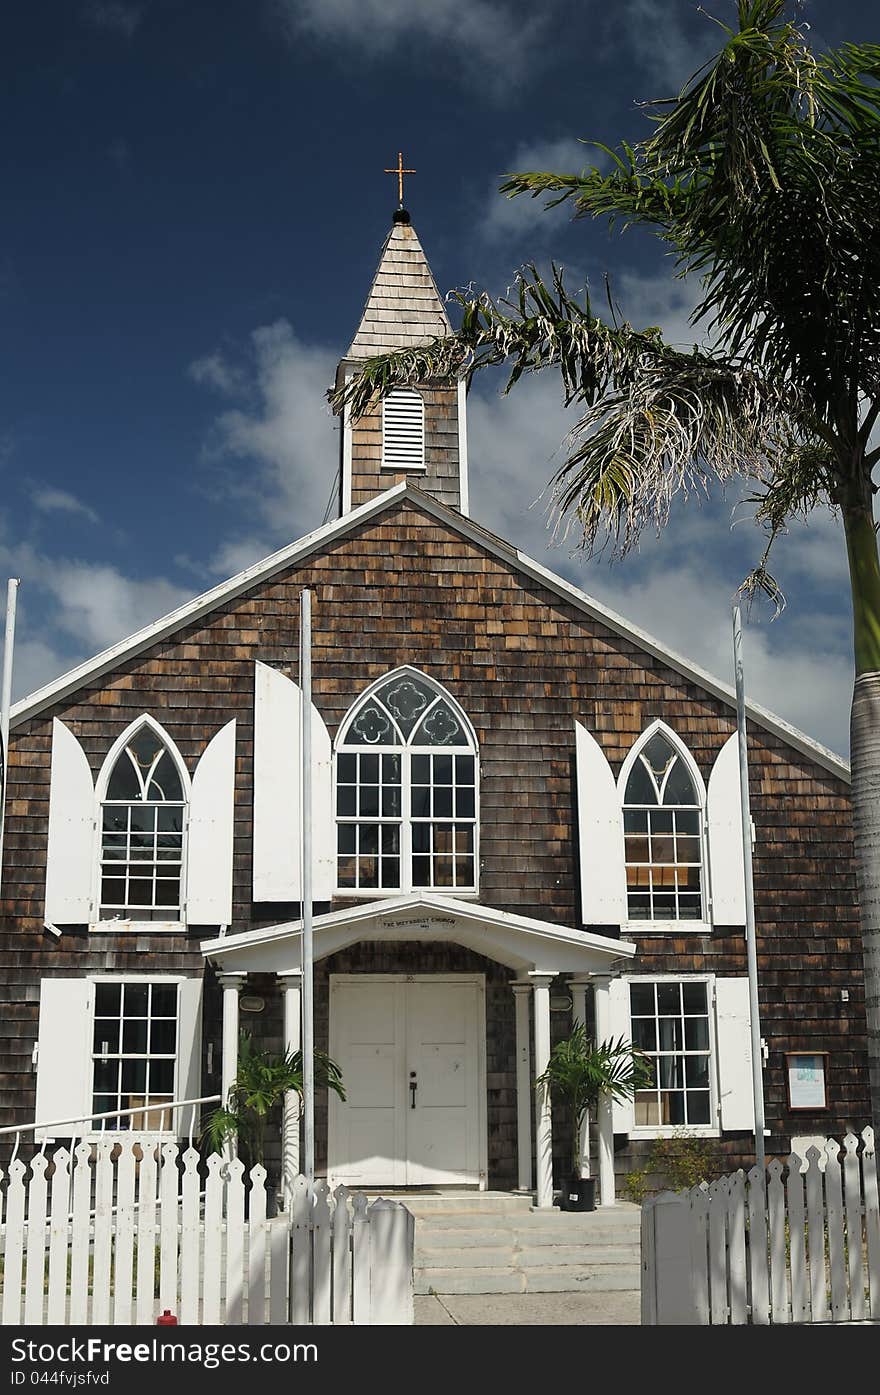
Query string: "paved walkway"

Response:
xmin=414 ymin=1291 xmax=640 ymax=1325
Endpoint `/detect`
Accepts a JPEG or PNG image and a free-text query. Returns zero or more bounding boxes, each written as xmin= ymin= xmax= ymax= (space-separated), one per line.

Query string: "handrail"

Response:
xmin=0 ymin=1094 xmax=221 ymax=1141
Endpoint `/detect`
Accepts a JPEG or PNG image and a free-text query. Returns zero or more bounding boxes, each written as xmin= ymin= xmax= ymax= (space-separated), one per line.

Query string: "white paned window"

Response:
xmin=382 ymin=389 xmax=425 ymax=471
xmin=336 ymin=669 xmax=477 ymax=893
xmin=621 ymin=726 xmax=705 ymax=923
xmin=91 ymin=980 xmax=178 ymax=1130
xmin=99 ymin=724 xmax=187 ymax=922
xmin=630 ymin=979 xmax=714 ymax=1130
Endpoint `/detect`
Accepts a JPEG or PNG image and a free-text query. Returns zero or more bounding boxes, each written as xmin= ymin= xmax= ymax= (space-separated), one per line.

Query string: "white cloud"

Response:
xmin=191 ymin=319 xmax=339 ymax=570
xmin=0 ymin=536 xmax=193 ymax=702
xmin=39 ymin=561 xmax=191 ymax=653
xmin=83 ymin=2 xmax=143 ymax=39
xmin=274 ymin=0 xmax=548 ymax=88
xmin=30 ymin=486 xmax=100 ymax=526
xmin=480 ymin=138 xmax=593 ymax=245
xmin=608 ymin=1 xmax=720 ymax=92
xmin=464 ymin=334 xmax=854 ymax=755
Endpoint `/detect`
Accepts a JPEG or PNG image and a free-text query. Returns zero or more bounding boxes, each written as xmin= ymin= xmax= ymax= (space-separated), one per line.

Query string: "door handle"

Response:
xmin=409 ymin=1072 xmax=417 ymax=1109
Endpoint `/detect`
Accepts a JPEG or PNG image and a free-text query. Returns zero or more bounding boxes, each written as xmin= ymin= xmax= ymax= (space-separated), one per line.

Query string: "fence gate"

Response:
xmin=642 ymin=1128 xmax=879 ymax=1325
xmin=0 ymin=1141 xmax=414 ymax=1326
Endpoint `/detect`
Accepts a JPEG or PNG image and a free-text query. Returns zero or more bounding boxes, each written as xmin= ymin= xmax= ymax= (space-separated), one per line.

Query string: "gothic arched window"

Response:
xmin=620 ymin=724 xmax=705 ymax=923
xmin=98 ymin=720 xmax=188 ymax=921
xmin=336 ymin=670 xmax=478 ymax=893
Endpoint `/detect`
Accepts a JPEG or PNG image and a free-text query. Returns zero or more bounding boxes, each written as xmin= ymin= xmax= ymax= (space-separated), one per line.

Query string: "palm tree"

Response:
xmin=333 ymin=2 xmax=880 ymax=1124
xmin=535 ymin=1024 xmax=652 ymax=1190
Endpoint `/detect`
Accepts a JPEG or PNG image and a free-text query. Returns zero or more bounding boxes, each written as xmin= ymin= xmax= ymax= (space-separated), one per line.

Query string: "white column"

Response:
xmin=593 ymin=973 xmax=615 ymax=1206
xmin=569 ymin=977 xmax=591 ymax=1181
xmin=530 ymin=973 xmax=555 ymax=1209
xmin=278 ymin=971 xmax=302 ymax=1203
xmin=219 ymin=974 xmax=245 ymax=1157
xmin=512 ymin=983 xmax=533 ymax=1192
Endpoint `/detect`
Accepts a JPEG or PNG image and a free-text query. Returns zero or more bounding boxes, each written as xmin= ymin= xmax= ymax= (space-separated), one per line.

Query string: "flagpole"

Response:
xmin=0 ymin=579 xmax=20 ymax=898
xmin=733 ymin=601 xmax=766 ymax=1172
xmin=300 ymin=589 xmax=315 ymax=1182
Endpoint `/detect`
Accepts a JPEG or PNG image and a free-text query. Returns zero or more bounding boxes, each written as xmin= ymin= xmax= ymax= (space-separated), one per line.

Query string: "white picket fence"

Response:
xmin=0 ymin=1140 xmax=414 ymax=1326
xmin=642 ymin=1128 xmax=879 ymax=1325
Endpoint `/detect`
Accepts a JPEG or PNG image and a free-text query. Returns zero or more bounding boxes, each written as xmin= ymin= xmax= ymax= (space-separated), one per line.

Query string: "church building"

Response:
xmin=1 ymin=205 xmax=870 ymax=1205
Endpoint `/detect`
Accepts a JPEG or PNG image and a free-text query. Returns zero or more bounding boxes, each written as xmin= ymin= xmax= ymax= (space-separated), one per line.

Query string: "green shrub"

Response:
xmin=624 ymin=1127 xmax=721 ymax=1202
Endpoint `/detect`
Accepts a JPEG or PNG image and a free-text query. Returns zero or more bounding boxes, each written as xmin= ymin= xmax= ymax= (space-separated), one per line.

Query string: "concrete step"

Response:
xmin=522 ymin=1266 xmax=641 ymax=1294
xmin=414 ymin=1264 xmax=641 ymax=1296
xmin=415 ymin=1246 xmax=516 ymax=1268
xmin=365 ymin=1191 xmax=534 ymax=1218
xmin=410 ymin=1199 xmax=642 ymax=1295
xmin=415 ymin=1269 xmax=526 ymax=1296
xmin=412 ymin=1208 xmax=640 ymax=1230
xmin=514 ymin=1244 xmax=639 ymax=1268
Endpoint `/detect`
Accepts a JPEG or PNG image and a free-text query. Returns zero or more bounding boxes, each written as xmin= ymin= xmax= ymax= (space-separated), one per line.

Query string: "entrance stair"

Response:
xmin=368 ymin=1191 xmax=642 ymax=1296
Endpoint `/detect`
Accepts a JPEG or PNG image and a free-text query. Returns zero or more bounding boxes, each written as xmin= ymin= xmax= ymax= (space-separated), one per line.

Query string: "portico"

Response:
xmin=203 ymin=893 xmax=636 ymax=1208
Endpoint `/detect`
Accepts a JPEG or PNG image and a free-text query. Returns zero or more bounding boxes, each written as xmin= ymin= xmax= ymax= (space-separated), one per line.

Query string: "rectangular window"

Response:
xmin=624 ymin=807 xmax=702 ymax=921
xmin=630 ymin=979 xmax=712 ymax=1128
xmin=336 ymin=752 xmax=402 ymax=890
xmin=100 ymin=804 xmax=184 ymax=918
xmin=410 ymin=752 xmax=476 ymax=889
xmin=91 ymin=981 xmax=178 ymax=1130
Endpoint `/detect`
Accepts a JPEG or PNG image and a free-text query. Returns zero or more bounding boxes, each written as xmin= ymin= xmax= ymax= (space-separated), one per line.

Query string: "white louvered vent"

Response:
xmin=382 ymin=389 xmax=425 ymax=471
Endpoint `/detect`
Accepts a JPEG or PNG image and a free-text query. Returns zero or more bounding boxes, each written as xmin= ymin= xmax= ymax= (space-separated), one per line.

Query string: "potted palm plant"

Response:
xmin=203 ymin=1031 xmax=345 ymax=1212
xmin=536 ymin=1022 xmax=651 ymax=1211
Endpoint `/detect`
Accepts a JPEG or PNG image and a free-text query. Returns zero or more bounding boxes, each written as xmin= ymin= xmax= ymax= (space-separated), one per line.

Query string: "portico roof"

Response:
xmin=200 ymin=891 xmax=636 ymax=977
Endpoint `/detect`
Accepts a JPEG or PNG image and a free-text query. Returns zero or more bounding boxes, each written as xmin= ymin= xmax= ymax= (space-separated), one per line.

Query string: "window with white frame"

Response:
xmin=622 ymin=727 xmax=704 ymax=922
xmin=630 ymin=979 xmax=713 ymax=1128
xmin=99 ymin=725 xmax=186 ymax=921
xmin=382 ymin=389 xmax=425 ymax=471
xmin=91 ymin=980 xmax=178 ymax=1130
xmin=336 ymin=670 xmax=477 ymax=892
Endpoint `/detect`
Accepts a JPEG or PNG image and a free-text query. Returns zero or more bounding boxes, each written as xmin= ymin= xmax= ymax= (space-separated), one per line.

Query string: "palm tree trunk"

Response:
xmin=844 ymin=494 xmax=880 ymax=1125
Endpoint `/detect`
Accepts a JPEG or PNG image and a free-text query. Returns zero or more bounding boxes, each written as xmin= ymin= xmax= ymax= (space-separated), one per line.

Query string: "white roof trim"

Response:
xmin=201 ymin=890 xmax=637 ymax=974
xmin=11 ymin=481 xmax=849 ymax=782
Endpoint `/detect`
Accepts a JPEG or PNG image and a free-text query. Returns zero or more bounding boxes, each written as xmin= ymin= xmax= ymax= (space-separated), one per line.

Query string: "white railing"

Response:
xmin=0 ymin=1140 xmax=414 ymax=1326
xmin=0 ymin=1095 xmax=223 ymax=1163
xmin=642 ymin=1128 xmax=879 ymax=1325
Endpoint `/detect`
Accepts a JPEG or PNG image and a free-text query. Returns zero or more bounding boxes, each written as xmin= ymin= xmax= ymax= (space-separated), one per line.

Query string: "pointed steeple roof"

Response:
xmin=344 ymin=211 xmax=452 ymax=361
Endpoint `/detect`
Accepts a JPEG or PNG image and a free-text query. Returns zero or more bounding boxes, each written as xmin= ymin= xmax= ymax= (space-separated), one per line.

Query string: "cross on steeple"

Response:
xmin=384 ymin=151 xmax=416 ymax=207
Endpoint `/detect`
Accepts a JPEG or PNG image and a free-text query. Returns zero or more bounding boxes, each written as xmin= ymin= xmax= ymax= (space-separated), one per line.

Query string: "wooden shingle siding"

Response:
xmin=350 ymin=387 xmax=460 ymax=510
xmin=0 ymin=496 xmax=869 ymax=1156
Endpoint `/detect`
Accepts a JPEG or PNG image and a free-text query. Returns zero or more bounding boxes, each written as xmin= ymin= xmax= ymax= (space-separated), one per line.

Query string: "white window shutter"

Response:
xmin=707 ymin=732 xmax=747 ymax=926
xmin=35 ymin=978 xmax=94 ymax=1140
xmin=575 ymin=721 xmax=627 ymax=925
xmin=176 ymin=976 xmax=204 ymax=1132
xmin=382 ymin=389 xmax=425 ymax=470
xmin=186 ymin=720 xmax=236 ymax=925
xmin=252 ymin=662 xmax=334 ymax=902
xmin=45 ymin=719 xmax=95 ymax=924
xmin=607 ymin=976 xmax=635 ymax=1133
xmin=715 ymin=977 xmax=755 ymax=1130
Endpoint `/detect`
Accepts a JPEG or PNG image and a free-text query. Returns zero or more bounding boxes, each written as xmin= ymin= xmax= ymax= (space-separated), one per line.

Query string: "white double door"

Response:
xmin=328 ymin=974 xmax=486 ymax=1188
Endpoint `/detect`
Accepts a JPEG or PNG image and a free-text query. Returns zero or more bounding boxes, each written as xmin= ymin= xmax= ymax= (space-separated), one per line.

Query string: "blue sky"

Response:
xmin=1 ymin=1 xmax=873 ymax=755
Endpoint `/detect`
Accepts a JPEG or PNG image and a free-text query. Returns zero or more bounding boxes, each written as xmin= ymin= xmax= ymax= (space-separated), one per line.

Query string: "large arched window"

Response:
xmin=98 ymin=719 xmax=189 ymax=922
xmin=336 ymin=670 xmax=478 ymax=893
xmin=619 ymin=723 xmax=705 ymax=923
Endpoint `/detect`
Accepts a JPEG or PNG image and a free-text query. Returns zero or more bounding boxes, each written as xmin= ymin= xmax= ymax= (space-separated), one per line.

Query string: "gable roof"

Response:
xmin=344 ymin=216 xmax=451 ymax=363
xmin=10 ymin=482 xmax=850 ymax=783
xmin=200 ymin=890 xmax=638 ymax=975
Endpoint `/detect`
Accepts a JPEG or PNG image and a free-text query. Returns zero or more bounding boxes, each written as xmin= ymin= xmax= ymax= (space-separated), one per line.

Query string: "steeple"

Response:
xmin=335 ymin=207 xmax=468 ymax=518
xmin=341 ymin=211 xmax=452 ymax=369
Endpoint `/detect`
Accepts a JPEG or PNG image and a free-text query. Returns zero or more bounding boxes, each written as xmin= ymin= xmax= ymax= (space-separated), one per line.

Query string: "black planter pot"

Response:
xmin=558 ymin=1176 xmax=596 ymax=1212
